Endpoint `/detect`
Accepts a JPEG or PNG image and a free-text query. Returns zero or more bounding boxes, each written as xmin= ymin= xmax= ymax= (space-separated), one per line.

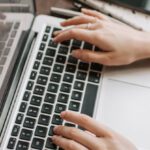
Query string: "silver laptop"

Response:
xmin=0 ymin=0 xmax=150 ymax=150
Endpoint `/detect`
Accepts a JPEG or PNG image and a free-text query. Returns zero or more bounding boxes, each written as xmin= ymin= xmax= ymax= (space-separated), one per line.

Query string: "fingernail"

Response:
xmin=60 ymin=111 xmax=66 ymax=118
xmin=52 ymin=135 xmax=57 ymax=141
xmin=53 ymin=38 xmax=57 ymax=42
xmin=53 ymin=126 xmax=58 ymax=132
xmin=71 ymin=50 xmax=79 ymax=58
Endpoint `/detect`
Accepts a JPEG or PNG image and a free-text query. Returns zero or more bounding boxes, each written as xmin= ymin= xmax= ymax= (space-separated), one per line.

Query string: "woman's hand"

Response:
xmin=54 ymin=9 xmax=150 ymax=66
xmin=52 ymin=111 xmax=137 ymax=150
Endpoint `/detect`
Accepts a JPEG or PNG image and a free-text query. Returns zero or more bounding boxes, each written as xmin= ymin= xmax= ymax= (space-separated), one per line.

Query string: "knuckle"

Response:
xmin=68 ymin=128 xmax=77 ymax=137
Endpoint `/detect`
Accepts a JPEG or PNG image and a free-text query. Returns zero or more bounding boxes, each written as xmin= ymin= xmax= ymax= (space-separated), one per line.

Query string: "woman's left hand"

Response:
xmin=52 ymin=111 xmax=137 ymax=150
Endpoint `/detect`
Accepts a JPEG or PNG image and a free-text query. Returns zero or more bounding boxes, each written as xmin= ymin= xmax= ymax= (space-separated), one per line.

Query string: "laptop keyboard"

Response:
xmin=0 ymin=21 xmax=20 ymax=74
xmin=7 ymin=25 xmax=103 ymax=150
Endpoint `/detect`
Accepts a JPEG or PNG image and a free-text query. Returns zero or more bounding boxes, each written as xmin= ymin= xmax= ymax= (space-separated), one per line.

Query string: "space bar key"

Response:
xmin=81 ymin=83 xmax=98 ymax=117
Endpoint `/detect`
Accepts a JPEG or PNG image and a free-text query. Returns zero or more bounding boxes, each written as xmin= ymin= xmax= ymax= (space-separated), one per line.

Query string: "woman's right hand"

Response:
xmin=54 ymin=9 xmax=150 ymax=66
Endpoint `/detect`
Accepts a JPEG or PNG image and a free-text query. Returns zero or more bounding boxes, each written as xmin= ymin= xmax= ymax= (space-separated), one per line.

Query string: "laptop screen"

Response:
xmin=0 ymin=0 xmax=34 ymax=137
xmin=112 ymin=0 xmax=150 ymax=13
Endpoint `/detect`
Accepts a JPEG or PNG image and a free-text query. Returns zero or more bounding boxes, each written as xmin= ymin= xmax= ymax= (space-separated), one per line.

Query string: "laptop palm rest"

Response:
xmin=96 ymin=59 xmax=150 ymax=149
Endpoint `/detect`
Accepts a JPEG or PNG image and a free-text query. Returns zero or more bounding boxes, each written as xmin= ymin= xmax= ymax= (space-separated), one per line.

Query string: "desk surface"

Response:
xmin=36 ymin=0 xmax=74 ymax=15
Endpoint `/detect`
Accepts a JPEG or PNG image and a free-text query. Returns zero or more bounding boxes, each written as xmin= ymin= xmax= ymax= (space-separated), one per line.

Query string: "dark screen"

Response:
xmin=113 ymin=0 xmax=150 ymax=13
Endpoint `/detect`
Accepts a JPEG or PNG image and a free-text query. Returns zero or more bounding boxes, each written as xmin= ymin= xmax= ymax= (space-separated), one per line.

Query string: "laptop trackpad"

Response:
xmin=98 ymin=79 xmax=150 ymax=149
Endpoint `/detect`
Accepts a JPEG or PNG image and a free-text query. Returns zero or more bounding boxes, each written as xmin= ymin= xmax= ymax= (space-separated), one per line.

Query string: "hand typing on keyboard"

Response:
xmin=54 ymin=8 xmax=150 ymax=66
xmin=52 ymin=111 xmax=137 ymax=150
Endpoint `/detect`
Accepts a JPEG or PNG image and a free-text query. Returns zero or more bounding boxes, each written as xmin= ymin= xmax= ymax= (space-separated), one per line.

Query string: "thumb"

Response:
xmin=71 ymin=49 xmax=112 ymax=65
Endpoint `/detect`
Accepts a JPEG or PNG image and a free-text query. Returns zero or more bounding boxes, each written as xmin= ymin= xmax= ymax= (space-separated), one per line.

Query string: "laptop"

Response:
xmin=0 ymin=0 xmax=150 ymax=150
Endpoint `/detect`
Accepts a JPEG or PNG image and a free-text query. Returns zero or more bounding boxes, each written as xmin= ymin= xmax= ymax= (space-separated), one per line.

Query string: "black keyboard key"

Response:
xmin=14 ymin=22 xmax=20 ymax=29
xmin=27 ymin=106 xmax=39 ymax=117
xmin=20 ymin=129 xmax=32 ymax=141
xmin=58 ymin=45 xmax=69 ymax=55
xmin=58 ymin=93 xmax=69 ymax=103
xmin=39 ymin=43 xmax=45 ymax=51
xmin=23 ymin=91 xmax=31 ymax=101
xmin=33 ymin=61 xmax=40 ymax=70
xmin=15 ymin=113 xmax=24 ymax=124
xmin=37 ymin=75 xmax=48 ymax=85
xmin=30 ymin=71 xmax=37 ymax=80
xmin=76 ymin=71 xmax=87 ymax=81
xmin=61 ymin=40 xmax=70 ymax=46
xmin=68 ymin=55 xmax=78 ymax=64
xmin=16 ymin=141 xmax=29 ymax=150
xmin=88 ymin=71 xmax=101 ymax=83
xmin=34 ymin=85 xmax=45 ymax=96
xmin=38 ymin=114 xmax=50 ymax=126
xmin=7 ymin=137 xmax=16 ymax=149
xmin=69 ymin=101 xmax=80 ymax=111
xmin=81 ymin=83 xmax=98 ymax=116
xmin=46 ymin=138 xmax=57 ymax=149
xmin=66 ymin=64 xmax=76 ymax=73
xmin=44 ymin=93 xmax=56 ymax=103
xmin=52 ymin=114 xmax=63 ymax=125
xmin=65 ymin=122 xmax=76 ymax=127
xmin=56 ymin=55 xmax=66 ymax=64
xmin=30 ymin=95 xmax=42 ymax=106
xmin=42 ymin=34 xmax=48 ymax=42
xmin=78 ymin=62 xmax=89 ymax=71
xmin=36 ymin=51 xmax=43 ymax=60
xmin=72 ymin=39 xmax=82 ymax=47
xmin=50 ymin=73 xmax=61 ymax=83
xmin=83 ymin=42 xmax=93 ymax=50
xmin=11 ymin=125 xmax=20 ymax=136
xmin=91 ymin=63 xmax=103 ymax=72
xmin=26 ymin=81 xmax=34 ymax=90
xmin=60 ymin=83 xmax=71 ymax=93
xmin=43 ymin=56 xmax=53 ymax=66
xmin=19 ymin=102 xmax=27 ymax=112
xmin=49 ymin=126 xmax=55 ymax=136
xmin=41 ymin=103 xmax=53 ymax=114
xmin=74 ymin=81 xmax=84 ymax=91
xmin=70 ymin=46 xmax=80 ymax=53
xmin=40 ymin=66 xmax=51 ymax=75
xmin=53 ymin=64 xmax=64 ymax=73
xmin=94 ymin=46 xmax=101 ymax=52
xmin=48 ymin=83 xmax=59 ymax=93
xmin=49 ymin=39 xmax=58 ymax=48
xmin=45 ymin=26 xmax=51 ymax=33
xmin=71 ymin=91 xmax=82 ymax=101
xmin=23 ymin=117 xmax=36 ymax=129
xmin=35 ymin=126 xmax=47 ymax=138
xmin=55 ymin=104 xmax=66 ymax=113
xmin=46 ymin=48 xmax=56 ymax=57
xmin=63 ymin=73 xmax=73 ymax=83
xmin=52 ymin=27 xmax=61 ymax=38
xmin=31 ymin=138 xmax=44 ymax=150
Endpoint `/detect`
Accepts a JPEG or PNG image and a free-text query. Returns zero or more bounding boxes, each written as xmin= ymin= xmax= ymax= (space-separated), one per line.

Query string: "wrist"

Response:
xmin=136 ymin=31 xmax=150 ymax=60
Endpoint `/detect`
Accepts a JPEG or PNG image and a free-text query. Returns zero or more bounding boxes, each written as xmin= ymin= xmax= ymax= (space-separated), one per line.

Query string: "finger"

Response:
xmin=54 ymin=22 xmax=101 ymax=37
xmin=53 ymin=126 xmax=100 ymax=149
xmin=71 ymin=49 xmax=112 ymax=65
xmin=60 ymin=111 xmax=113 ymax=137
xmin=52 ymin=135 xmax=88 ymax=150
xmin=76 ymin=22 xmax=102 ymax=30
xmin=61 ymin=15 xmax=98 ymax=26
xmin=53 ymin=28 xmax=96 ymax=45
xmin=82 ymin=8 xmax=107 ymax=20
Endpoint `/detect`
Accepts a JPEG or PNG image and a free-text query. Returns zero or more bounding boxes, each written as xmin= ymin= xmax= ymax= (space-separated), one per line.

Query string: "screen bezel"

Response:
xmin=101 ymin=0 xmax=150 ymax=14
